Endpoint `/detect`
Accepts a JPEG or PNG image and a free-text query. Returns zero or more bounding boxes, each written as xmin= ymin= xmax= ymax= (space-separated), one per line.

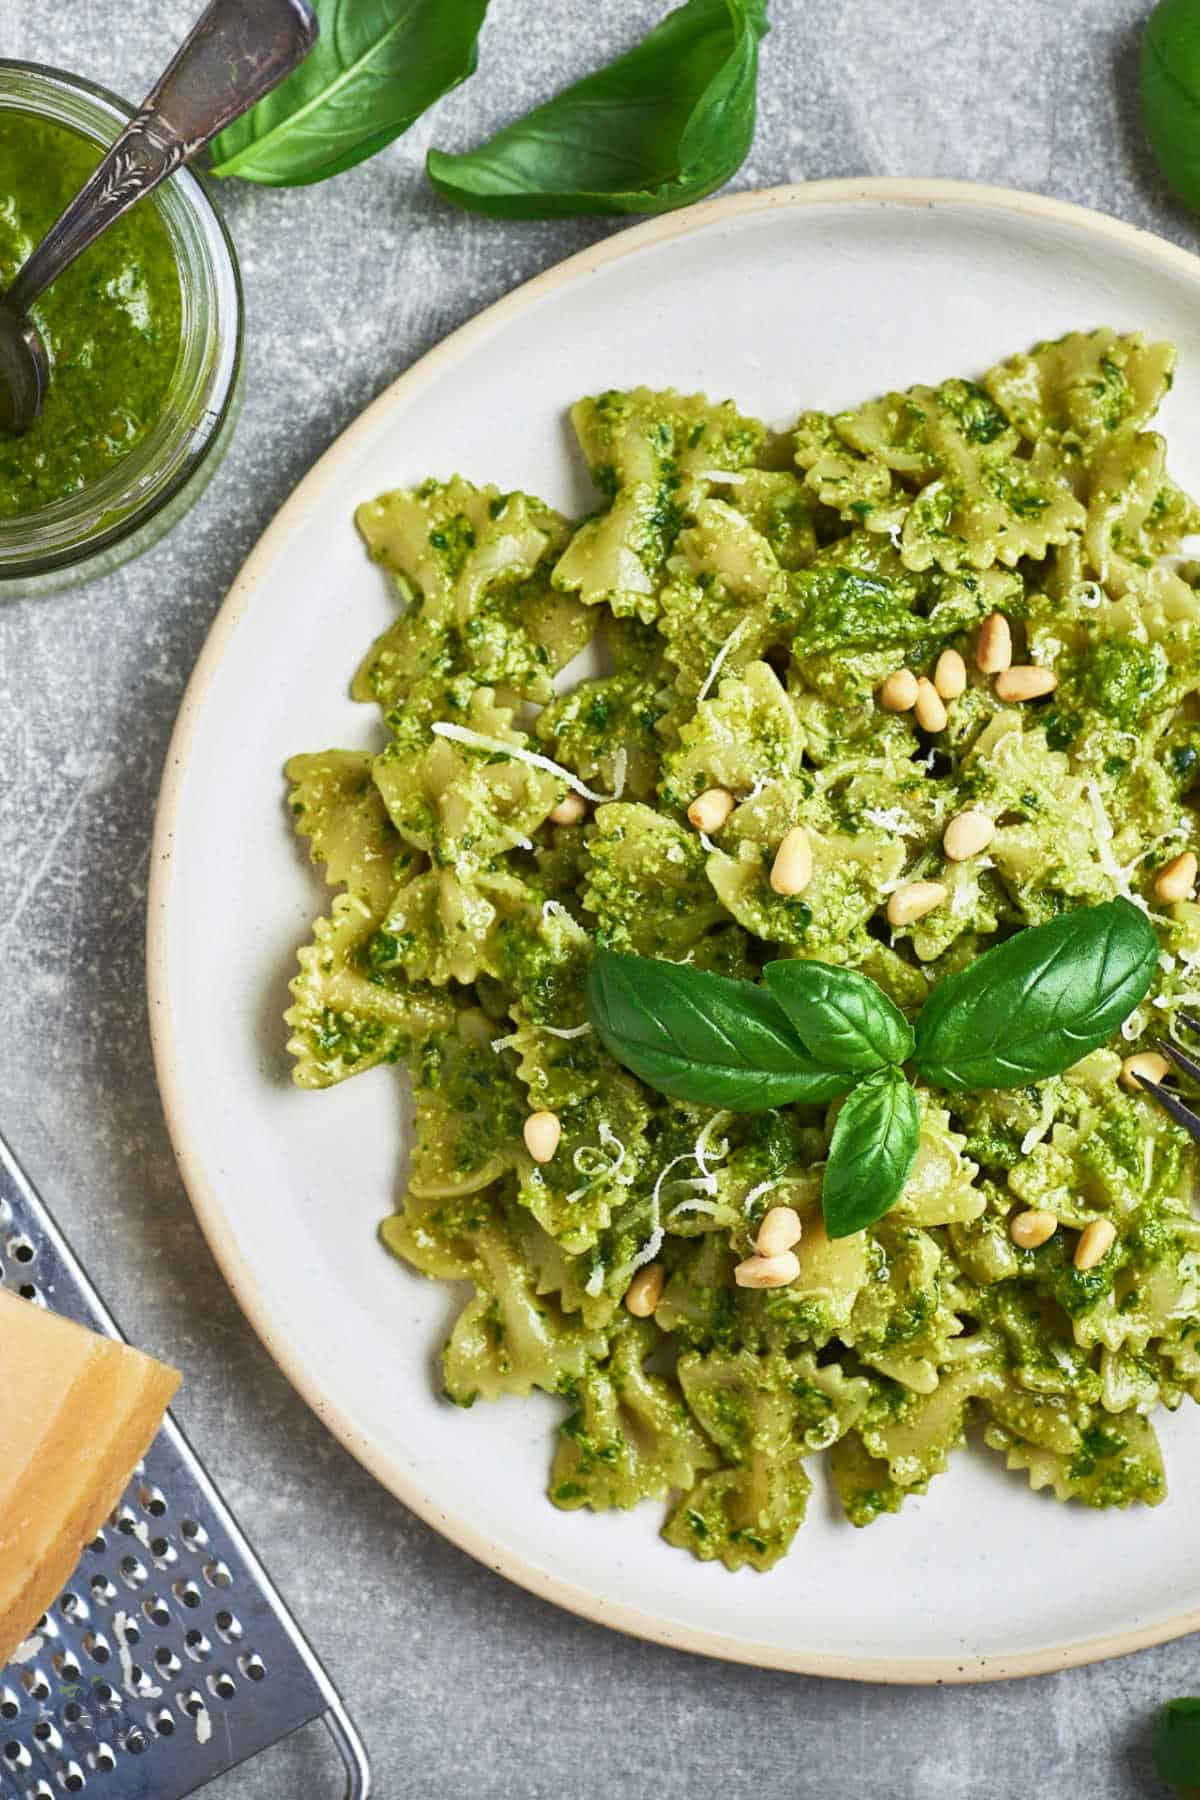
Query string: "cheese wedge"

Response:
xmin=0 ymin=1287 xmax=180 ymax=1666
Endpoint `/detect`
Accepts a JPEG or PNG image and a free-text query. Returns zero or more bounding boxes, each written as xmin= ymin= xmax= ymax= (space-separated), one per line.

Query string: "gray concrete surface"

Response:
xmin=1 ymin=2 xmax=1197 ymax=1794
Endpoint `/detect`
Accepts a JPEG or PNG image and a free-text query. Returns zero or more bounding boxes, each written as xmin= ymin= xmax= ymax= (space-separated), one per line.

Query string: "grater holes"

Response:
xmin=3 ymin=1740 xmax=31 ymax=1769
xmin=202 ymin=1559 xmax=232 ymax=1589
xmin=33 ymin=1721 xmax=58 ymax=1746
xmin=238 ymin=1651 xmax=266 ymax=1682
xmin=207 ymin=1669 xmax=236 ymax=1701
xmin=49 ymin=1654 xmax=80 ymax=1683
xmin=6 ymin=1234 xmax=35 ymax=1264
xmin=153 ymin=1646 xmax=180 ymax=1677
xmin=149 ymin=1536 xmax=176 ymax=1570
xmin=113 ymin=1507 xmax=138 ymax=1537
xmin=149 ymin=1706 xmax=175 ymax=1738
xmin=86 ymin=1746 xmax=115 ymax=1774
xmin=57 ymin=1761 xmax=86 ymax=1791
xmin=91 ymin=1684 xmax=119 ymax=1714
xmin=136 ymin=1483 xmax=167 ymax=1519
xmin=120 ymin=1728 xmax=147 ymax=1757
xmin=61 ymin=1705 xmax=82 ymax=1726
xmin=87 ymin=1575 xmax=114 ymax=1608
xmin=180 ymin=1519 xmax=208 ymax=1551
xmin=214 ymin=1609 xmax=241 ymax=1643
xmin=18 ymin=1282 xmax=41 ymax=1302
xmin=183 ymin=1629 xmax=210 ymax=1663
xmin=118 ymin=1555 xmax=147 ymax=1590
xmin=177 ymin=1689 xmax=206 ymax=1721
xmin=172 ymin=1579 xmax=202 ymax=1610
xmin=29 ymin=1782 xmax=54 ymax=1800
xmin=57 ymin=1592 xmax=86 ymax=1624
xmin=142 ymin=1595 xmax=170 ymax=1629
xmin=20 ymin=1671 xmax=50 ymax=1702
xmin=0 ymin=1688 xmax=18 ymax=1720
xmin=81 ymin=1634 xmax=109 ymax=1666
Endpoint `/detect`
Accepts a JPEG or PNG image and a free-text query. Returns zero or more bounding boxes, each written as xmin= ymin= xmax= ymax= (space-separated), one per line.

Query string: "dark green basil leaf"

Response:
xmin=822 ymin=1066 xmax=921 ymax=1239
xmin=585 ymin=949 xmax=851 ymax=1111
xmin=1142 ymin=0 xmax=1200 ymax=212
xmin=1154 ymin=1697 xmax=1200 ymax=1792
xmin=426 ymin=0 xmax=769 ymax=221
xmin=763 ymin=960 xmax=914 ymax=1073
xmin=913 ymin=898 xmax=1159 ymax=1093
xmin=210 ymin=0 xmax=489 ymax=186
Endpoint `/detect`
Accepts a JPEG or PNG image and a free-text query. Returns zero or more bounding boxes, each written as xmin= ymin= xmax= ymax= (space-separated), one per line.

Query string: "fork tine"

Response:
xmin=1135 ymin=1073 xmax=1200 ymax=1146
xmin=1154 ymin=1035 xmax=1200 ymax=1086
xmin=1178 ymin=1011 xmax=1200 ymax=1038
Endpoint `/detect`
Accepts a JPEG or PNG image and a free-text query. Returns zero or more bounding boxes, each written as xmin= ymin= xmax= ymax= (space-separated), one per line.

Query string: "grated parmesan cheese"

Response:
xmin=431 ymin=722 xmax=627 ymax=803
xmin=696 ymin=620 xmax=748 ymax=704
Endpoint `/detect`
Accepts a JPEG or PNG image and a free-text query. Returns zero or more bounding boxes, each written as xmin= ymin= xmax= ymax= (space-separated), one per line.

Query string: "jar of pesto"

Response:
xmin=0 ymin=62 xmax=242 ymax=598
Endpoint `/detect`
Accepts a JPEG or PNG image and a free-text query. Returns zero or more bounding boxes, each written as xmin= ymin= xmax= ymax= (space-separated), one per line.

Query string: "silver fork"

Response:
xmin=1134 ymin=1013 xmax=1200 ymax=1142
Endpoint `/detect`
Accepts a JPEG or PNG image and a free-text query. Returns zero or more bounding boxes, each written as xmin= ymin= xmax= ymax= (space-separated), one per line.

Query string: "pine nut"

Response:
xmin=523 ymin=1111 xmax=561 ymax=1164
xmin=878 ymin=669 xmax=919 ymax=712
xmin=687 ymin=786 xmax=735 ymax=834
xmin=913 ymin=676 xmax=948 ymax=733
xmin=976 ymin=612 xmax=1013 ymax=674
xmin=1010 ymin=1209 xmax=1058 ymax=1249
xmin=1120 ymin=1051 xmax=1170 ymax=1092
xmin=886 ymin=880 xmax=948 ymax=927
xmin=734 ymin=1250 xmax=801 ymax=1290
xmin=755 ymin=1205 xmax=802 ymax=1257
xmin=943 ymin=809 xmax=995 ymax=862
xmin=994 ymin=665 xmax=1058 ymax=702
xmin=1154 ymin=850 xmax=1198 ymax=904
xmin=1074 ymin=1218 xmax=1117 ymax=1272
xmin=548 ymin=792 xmax=587 ymax=826
xmin=934 ymin=648 xmax=967 ymax=700
xmin=624 ymin=1262 xmax=665 ymax=1318
xmin=770 ymin=825 xmax=813 ymax=896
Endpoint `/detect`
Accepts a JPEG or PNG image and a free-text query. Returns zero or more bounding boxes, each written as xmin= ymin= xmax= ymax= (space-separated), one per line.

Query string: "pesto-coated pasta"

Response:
xmin=286 ymin=333 xmax=1200 ymax=1570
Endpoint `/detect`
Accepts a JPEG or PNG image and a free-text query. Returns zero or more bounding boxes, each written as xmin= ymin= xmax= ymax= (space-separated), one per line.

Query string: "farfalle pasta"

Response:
xmin=285 ymin=331 xmax=1200 ymax=1570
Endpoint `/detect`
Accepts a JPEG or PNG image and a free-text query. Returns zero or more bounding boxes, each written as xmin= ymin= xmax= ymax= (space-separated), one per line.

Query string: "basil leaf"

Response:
xmin=1141 ymin=0 xmax=1200 ymax=212
xmin=585 ymin=949 xmax=851 ymax=1112
xmin=913 ymin=898 xmax=1159 ymax=1093
xmin=210 ymin=0 xmax=488 ymax=187
xmin=763 ymin=960 xmax=914 ymax=1073
xmin=426 ymin=0 xmax=769 ymax=221
xmin=1154 ymin=1698 xmax=1200 ymax=1792
xmin=822 ymin=1067 xmax=921 ymax=1239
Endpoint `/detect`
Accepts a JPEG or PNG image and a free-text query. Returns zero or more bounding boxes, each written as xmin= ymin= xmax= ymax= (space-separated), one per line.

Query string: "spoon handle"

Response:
xmin=5 ymin=0 xmax=317 ymax=318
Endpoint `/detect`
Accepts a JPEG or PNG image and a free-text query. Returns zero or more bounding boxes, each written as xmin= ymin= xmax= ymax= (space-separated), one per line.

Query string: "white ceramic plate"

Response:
xmin=149 ymin=180 xmax=1200 ymax=1681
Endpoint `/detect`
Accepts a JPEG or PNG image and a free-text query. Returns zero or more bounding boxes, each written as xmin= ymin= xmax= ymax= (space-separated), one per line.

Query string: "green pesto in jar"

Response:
xmin=0 ymin=109 xmax=181 ymax=518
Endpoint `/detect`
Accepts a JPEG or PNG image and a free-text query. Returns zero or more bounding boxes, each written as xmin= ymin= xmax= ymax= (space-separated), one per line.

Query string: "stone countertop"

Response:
xmin=2 ymin=2 xmax=1197 ymax=1794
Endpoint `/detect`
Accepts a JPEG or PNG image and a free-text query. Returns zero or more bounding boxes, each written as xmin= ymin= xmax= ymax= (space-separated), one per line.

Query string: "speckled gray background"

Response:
xmin=2 ymin=2 xmax=1197 ymax=1795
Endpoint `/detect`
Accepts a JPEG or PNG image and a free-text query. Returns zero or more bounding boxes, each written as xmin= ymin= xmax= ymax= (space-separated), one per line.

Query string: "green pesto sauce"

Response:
xmin=0 ymin=111 xmax=181 ymax=518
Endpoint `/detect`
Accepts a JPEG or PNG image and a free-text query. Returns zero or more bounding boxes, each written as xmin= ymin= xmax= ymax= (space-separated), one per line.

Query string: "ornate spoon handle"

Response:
xmin=5 ymin=0 xmax=316 ymax=319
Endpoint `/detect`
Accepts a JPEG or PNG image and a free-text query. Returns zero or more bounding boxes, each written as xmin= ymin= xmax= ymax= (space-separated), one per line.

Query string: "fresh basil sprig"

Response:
xmin=209 ymin=0 xmax=489 ymax=186
xmin=764 ymin=961 xmax=914 ymax=1073
xmin=822 ymin=1067 xmax=922 ymax=1239
xmin=586 ymin=950 xmax=851 ymax=1111
xmin=1153 ymin=1697 xmax=1200 ymax=1793
xmin=427 ymin=0 xmax=769 ymax=220
xmin=911 ymin=898 xmax=1159 ymax=1092
xmin=586 ymin=898 xmax=1161 ymax=1241
xmin=1141 ymin=0 xmax=1200 ymax=212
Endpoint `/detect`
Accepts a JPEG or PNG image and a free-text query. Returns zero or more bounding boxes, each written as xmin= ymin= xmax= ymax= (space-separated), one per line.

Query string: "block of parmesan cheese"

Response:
xmin=0 ymin=1287 xmax=180 ymax=1667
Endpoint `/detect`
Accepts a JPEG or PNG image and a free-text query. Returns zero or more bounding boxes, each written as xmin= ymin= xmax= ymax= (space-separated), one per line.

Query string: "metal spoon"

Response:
xmin=0 ymin=0 xmax=318 ymax=436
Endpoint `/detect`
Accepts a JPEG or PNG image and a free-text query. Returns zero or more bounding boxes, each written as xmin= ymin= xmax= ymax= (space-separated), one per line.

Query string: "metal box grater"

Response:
xmin=0 ymin=1132 xmax=371 ymax=1799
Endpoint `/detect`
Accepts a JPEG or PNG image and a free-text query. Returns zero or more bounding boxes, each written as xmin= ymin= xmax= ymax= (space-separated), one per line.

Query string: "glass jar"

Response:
xmin=0 ymin=61 xmax=243 ymax=599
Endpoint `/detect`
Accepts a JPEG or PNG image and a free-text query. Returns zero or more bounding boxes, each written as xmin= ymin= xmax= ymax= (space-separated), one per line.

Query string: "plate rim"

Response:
xmin=147 ymin=175 xmax=1200 ymax=1684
